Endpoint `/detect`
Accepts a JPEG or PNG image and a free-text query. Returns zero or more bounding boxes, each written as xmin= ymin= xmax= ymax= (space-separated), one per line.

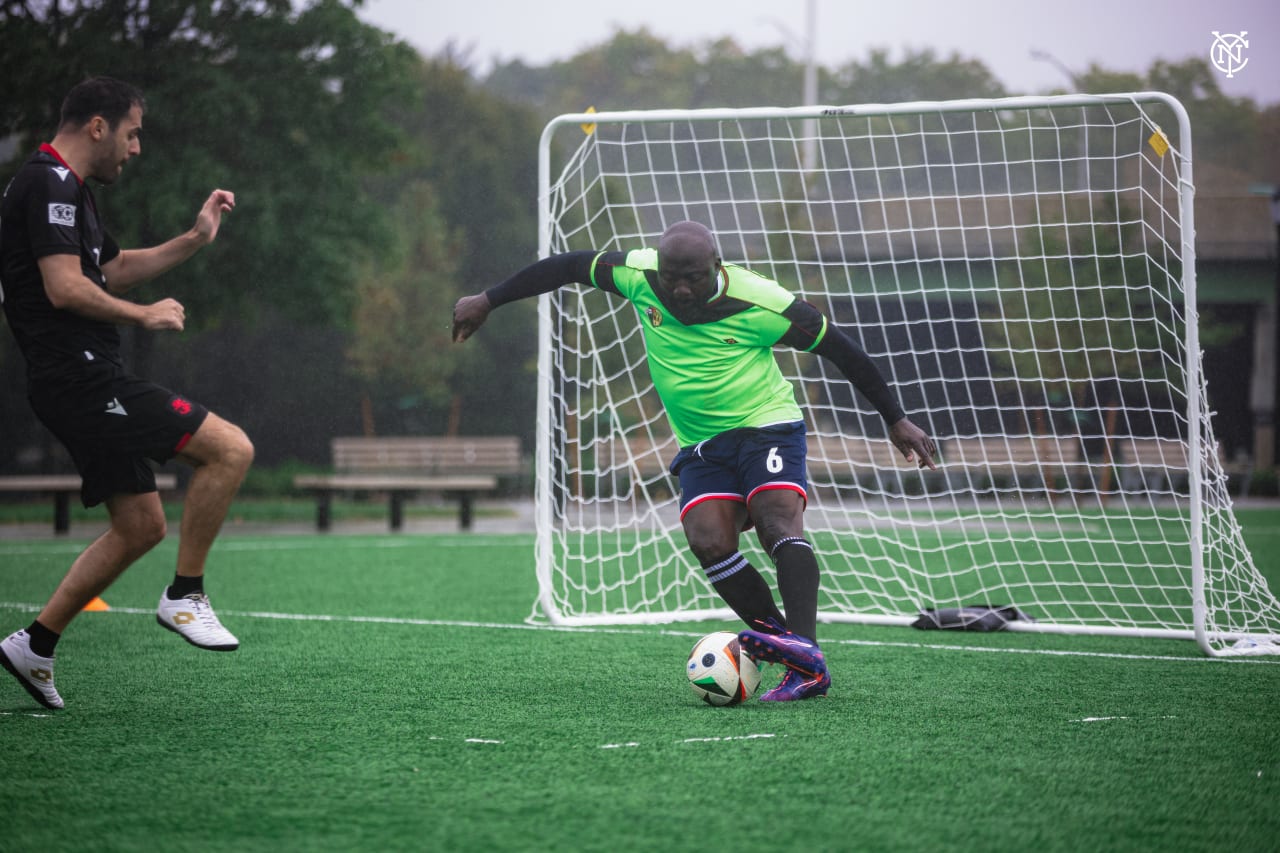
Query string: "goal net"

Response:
xmin=532 ymin=93 xmax=1280 ymax=657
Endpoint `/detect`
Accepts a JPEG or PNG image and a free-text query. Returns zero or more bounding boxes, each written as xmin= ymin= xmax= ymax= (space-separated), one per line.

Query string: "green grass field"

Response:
xmin=1 ymin=508 xmax=1278 ymax=851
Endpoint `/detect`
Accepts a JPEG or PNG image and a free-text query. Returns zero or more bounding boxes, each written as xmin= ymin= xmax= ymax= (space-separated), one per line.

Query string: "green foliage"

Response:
xmin=383 ymin=59 xmax=540 ymax=286
xmin=487 ymin=37 xmax=1010 ymax=119
xmin=1072 ymin=65 xmax=1147 ymax=96
xmin=485 ymin=28 xmax=814 ymax=116
xmin=357 ymin=57 xmax=542 ymax=438
xmin=347 ymin=182 xmax=464 ymax=410
xmin=829 ymin=47 xmax=1008 ymax=103
xmin=1076 ymin=57 xmax=1274 ymax=183
xmin=0 ymin=0 xmax=420 ymax=328
xmin=1248 ymin=467 xmax=1279 ymax=498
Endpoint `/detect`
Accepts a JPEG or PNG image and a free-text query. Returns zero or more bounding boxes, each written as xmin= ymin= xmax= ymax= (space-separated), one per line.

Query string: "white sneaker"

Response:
xmin=156 ymin=591 xmax=239 ymax=651
xmin=0 ymin=630 xmax=64 ymax=709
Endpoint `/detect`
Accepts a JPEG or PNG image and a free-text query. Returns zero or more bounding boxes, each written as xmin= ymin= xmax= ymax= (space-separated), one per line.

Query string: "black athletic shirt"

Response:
xmin=0 ymin=144 xmax=123 ymax=380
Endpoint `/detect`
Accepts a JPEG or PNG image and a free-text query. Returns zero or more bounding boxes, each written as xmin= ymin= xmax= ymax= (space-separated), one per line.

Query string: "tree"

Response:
xmin=0 ymin=0 xmax=423 ymax=468
xmin=828 ymin=48 xmax=1007 ymax=103
xmin=0 ymin=0 xmax=420 ymax=327
xmin=484 ymin=28 xmax=817 ymax=117
xmin=1075 ymin=58 xmax=1272 ymax=182
xmin=364 ymin=57 xmax=543 ymax=439
xmin=346 ymin=182 xmax=464 ymax=431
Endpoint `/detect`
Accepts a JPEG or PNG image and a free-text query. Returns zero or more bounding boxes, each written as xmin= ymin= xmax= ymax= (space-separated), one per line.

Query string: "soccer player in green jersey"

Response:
xmin=453 ymin=221 xmax=936 ymax=701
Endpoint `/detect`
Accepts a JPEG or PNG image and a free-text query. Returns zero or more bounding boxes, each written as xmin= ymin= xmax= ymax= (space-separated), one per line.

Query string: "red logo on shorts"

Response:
xmin=170 ymin=397 xmax=193 ymax=416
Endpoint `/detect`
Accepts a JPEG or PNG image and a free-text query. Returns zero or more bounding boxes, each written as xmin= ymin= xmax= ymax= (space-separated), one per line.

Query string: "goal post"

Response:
xmin=532 ymin=92 xmax=1280 ymax=657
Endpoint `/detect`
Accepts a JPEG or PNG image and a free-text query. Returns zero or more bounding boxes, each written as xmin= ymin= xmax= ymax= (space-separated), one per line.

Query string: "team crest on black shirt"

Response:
xmin=645 ymin=306 xmax=663 ymax=328
xmin=170 ymin=396 xmax=193 ymax=416
xmin=48 ymin=203 xmax=75 ymax=226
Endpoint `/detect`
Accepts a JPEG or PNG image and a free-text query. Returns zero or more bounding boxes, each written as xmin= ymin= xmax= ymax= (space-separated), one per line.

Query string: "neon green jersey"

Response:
xmin=589 ymin=248 xmax=826 ymax=447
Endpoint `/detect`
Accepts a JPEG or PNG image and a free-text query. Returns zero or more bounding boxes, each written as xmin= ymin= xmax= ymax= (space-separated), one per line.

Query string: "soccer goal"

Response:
xmin=532 ymin=92 xmax=1280 ymax=657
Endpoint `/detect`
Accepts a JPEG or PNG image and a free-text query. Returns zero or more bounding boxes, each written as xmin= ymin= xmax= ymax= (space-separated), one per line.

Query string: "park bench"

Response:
xmin=1117 ymin=437 xmax=1192 ymax=493
xmin=937 ymin=435 xmax=1095 ymax=498
xmin=590 ymin=435 xmax=677 ymax=477
xmin=942 ymin=435 xmax=1206 ymax=499
xmin=292 ymin=436 xmax=522 ymax=531
xmin=0 ymin=473 xmax=177 ymax=534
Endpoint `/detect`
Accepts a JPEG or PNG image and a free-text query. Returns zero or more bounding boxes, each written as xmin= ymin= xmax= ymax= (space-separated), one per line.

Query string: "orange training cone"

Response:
xmin=82 ymin=597 xmax=110 ymax=612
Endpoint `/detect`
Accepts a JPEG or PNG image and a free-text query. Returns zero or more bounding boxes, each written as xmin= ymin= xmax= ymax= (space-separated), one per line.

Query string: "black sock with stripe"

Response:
xmin=700 ymin=551 xmax=785 ymax=630
xmin=771 ymin=537 xmax=819 ymax=642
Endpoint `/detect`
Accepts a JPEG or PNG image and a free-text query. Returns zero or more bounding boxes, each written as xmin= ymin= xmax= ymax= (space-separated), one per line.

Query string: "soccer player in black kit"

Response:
xmin=0 ymin=77 xmax=254 ymax=709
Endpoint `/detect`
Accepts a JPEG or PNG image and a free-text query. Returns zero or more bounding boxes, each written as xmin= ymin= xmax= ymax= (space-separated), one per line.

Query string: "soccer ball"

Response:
xmin=686 ymin=631 xmax=761 ymax=706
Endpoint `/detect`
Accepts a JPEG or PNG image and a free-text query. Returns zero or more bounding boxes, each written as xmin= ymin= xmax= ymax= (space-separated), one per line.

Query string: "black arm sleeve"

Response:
xmin=811 ymin=325 xmax=906 ymax=425
xmin=483 ymin=250 xmax=600 ymax=307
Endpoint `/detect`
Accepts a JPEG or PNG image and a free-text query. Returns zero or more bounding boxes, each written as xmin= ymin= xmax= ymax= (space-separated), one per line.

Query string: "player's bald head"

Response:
xmin=655 ymin=221 xmax=722 ymax=307
xmin=658 ymin=221 xmax=718 ymax=266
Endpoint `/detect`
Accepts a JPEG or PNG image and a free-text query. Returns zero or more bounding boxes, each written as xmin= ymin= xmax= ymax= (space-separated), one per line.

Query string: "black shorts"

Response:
xmin=669 ymin=421 xmax=809 ymax=521
xmin=28 ymin=361 xmax=209 ymax=507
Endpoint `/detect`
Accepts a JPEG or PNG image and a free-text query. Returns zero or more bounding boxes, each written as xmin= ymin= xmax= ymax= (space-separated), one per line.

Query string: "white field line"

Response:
xmin=1068 ymin=715 xmax=1181 ymax=723
xmin=1 ymin=600 xmax=1278 ymax=665
xmin=418 ymin=735 xmax=785 ymax=750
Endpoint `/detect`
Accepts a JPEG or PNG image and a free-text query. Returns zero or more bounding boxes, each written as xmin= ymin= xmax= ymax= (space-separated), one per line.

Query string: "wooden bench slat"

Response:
xmin=589 ymin=435 xmax=678 ymax=477
xmin=292 ymin=475 xmax=497 ymax=490
xmin=806 ymin=435 xmax=910 ymax=469
xmin=331 ymin=437 xmax=521 ymax=476
xmin=0 ymin=474 xmax=178 ymax=534
xmin=0 ymin=474 xmax=177 ymax=491
xmin=0 ymin=475 xmax=86 ymax=491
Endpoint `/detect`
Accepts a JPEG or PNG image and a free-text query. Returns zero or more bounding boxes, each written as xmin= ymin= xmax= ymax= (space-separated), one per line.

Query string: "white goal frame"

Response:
xmin=532 ymin=93 xmax=1280 ymax=657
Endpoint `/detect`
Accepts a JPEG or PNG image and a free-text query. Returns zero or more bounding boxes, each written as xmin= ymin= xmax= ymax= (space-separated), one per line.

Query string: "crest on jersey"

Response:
xmin=48 ymin=203 xmax=75 ymax=227
xmin=645 ymin=306 xmax=663 ymax=328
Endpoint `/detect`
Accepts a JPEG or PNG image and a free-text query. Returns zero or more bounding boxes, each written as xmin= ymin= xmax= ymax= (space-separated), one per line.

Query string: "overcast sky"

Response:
xmin=359 ymin=0 xmax=1278 ymax=106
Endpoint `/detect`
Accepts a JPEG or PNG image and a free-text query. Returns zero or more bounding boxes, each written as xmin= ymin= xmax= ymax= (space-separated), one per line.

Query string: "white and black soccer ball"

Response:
xmin=686 ymin=631 xmax=761 ymax=706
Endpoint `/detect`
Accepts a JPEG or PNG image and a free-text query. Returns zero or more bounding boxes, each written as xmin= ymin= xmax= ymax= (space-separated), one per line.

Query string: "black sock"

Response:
xmin=771 ymin=537 xmax=820 ymax=642
xmin=701 ymin=551 xmax=785 ymax=630
xmin=26 ymin=620 xmax=60 ymax=658
xmin=167 ymin=574 xmax=204 ymax=599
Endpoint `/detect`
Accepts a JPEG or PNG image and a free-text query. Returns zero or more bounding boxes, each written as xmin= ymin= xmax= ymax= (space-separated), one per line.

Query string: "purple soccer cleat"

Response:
xmin=737 ymin=618 xmax=827 ymax=678
xmin=759 ymin=666 xmax=831 ymax=702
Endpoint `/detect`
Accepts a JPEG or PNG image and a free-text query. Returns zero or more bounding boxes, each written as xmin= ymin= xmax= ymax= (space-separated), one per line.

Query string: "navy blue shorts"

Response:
xmin=28 ymin=360 xmax=209 ymax=507
xmin=669 ymin=421 xmax=808 ymax=521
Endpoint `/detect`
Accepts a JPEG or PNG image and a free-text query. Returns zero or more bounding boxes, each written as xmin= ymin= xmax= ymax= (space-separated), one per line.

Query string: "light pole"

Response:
xmin=1030 ymin=48 xmax=1087 ymax=192
xmin=1030 ymin=49 xmax=1080 ymax=91
xmin=801 ymin=0 xmax=818 ymax=171
xmin=767 ymin=0 xmax=819 ymax=171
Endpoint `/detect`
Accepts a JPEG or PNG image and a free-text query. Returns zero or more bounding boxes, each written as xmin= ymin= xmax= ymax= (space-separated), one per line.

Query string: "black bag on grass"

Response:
xmin=910 ymin=605 xmax=1034 ymax=632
